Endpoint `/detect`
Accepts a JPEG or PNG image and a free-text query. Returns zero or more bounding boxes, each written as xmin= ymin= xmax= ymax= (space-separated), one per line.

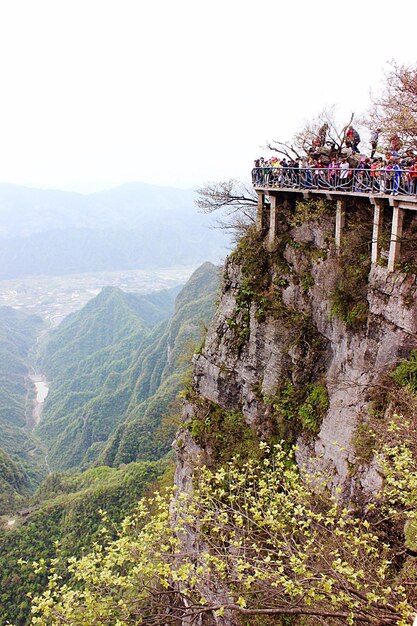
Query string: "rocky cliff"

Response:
xmin=175 ymin=197 xmax=417 ymax=502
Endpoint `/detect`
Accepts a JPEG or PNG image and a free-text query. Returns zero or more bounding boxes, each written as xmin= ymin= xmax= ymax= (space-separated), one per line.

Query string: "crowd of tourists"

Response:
xmin=252 ymin=127 xmax=417 ymax=196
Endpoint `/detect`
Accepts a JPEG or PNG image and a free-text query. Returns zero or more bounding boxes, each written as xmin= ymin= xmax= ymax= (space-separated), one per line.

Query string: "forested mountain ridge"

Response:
xmin=0 ymin=182 xmax=229 ymax=278
xmin=36 ymin=263 xmax=219 ymax=471
xmin=98 ymin=261 xmax=219 ymax=466
xmin=38 ymin=285 xmax=177 ymax=379
xmin=0 ymin=458 xmax=169 ymax=626
xmin=0 ymin=308 xmax=45 ymax=513
xmin=36 ymin=286 xmax=177 ymax=470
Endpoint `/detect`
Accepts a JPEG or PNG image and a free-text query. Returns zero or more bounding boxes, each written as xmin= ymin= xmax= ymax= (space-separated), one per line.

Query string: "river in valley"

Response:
xmin=29 ymin=374 xmax=49 ymax=427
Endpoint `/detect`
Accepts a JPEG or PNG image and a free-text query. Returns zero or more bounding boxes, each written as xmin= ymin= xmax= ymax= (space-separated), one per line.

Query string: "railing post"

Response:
xmin=256 ymin=191 xmax=266 ymax=233
xmin=388 ymin=205 xmax=405 ymax=272
xmin=371 ymin=200 xmax=384 ymax=265
xmin=335 ymin=199 xmax=346 ymax=255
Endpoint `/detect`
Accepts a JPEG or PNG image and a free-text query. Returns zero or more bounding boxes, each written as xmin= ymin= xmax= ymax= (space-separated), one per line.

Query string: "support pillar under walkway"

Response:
xmin=335 ymin=199 xmax=346 ymax=254
xmin=371 ymin=199 xmax=384 ymax=265
xmin=388 ymin=205 xmax=405 ymax=272
xmin=266 ymin=192 xmax=294 ymax=251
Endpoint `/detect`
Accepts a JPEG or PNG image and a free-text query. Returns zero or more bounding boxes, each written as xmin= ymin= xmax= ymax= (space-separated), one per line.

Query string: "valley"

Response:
xmin=0 ymin=262 xmax=219 ymax=625
xmin=0 ymin=266 xmax=196 ymax=325
xmin=28 ymin=375 xmax=49 ymax=428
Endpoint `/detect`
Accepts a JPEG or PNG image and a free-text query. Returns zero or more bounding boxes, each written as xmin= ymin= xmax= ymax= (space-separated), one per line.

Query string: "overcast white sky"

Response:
xmin=0 ymin=0 xmax=416 ymax=192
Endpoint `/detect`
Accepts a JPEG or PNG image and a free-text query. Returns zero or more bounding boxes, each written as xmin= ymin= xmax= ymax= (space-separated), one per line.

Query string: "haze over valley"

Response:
xmin=0 ymin=180 xmax=227 ymax=323
xmin=0 ymin=266 xmax=197 ymax=325
xmin=0 ymin=181 xmax=228 ymax=280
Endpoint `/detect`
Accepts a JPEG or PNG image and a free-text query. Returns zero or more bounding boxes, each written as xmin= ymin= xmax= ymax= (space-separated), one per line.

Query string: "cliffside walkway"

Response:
xmin=253 ymin=167 xmax=417 ymax=272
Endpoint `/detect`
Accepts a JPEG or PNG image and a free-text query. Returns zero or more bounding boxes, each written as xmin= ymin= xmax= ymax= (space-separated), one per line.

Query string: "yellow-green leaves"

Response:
xmin=30 ymin=442 xmax=417 ymax=625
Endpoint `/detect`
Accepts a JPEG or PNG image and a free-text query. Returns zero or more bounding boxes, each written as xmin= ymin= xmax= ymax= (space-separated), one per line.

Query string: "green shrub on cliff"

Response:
xmin=392 ymin=350 xmax=417 ymax=393
xmin=270 ymin=381 xmax=329 ymax=439
xmin=188 ymin=401 xmax=258 ymax=463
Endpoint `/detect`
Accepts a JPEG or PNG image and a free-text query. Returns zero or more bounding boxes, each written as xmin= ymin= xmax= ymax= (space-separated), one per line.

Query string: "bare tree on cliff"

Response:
xmin=196 ymin=179 xmax=257 ymax=241
xmin=266 ymin=107 xmax=355 ymax=160
xmin=370 ymin=61 xmax=417 ymax=151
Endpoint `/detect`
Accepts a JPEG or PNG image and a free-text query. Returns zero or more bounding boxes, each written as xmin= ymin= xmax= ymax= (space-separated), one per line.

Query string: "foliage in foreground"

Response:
xmin=0 ymin=460 xmax=168 ymax=626
xmin=30 ymin=440 xmax=417 ymax=625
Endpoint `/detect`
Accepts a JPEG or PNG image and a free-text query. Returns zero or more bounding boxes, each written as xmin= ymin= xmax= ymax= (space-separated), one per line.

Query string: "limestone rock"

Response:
xmin=179 ymin=236 xmax=416 ymax=499
xmin=172 ymin=200 xmax=417 ymax=620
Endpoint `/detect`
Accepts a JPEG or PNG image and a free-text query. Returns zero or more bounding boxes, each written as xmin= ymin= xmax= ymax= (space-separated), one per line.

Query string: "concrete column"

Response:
xmin=267 ymin=194 xmax=278 ymax=251
xmin=256 ymin=191 xmax=266 ymax=233
xmin=371 ymin=201 xmax=384 ymax=265
xmin=388 ymin=206 xmax=405 ymax=272
xmin=335 ymin=199 xmax=346 ymax=254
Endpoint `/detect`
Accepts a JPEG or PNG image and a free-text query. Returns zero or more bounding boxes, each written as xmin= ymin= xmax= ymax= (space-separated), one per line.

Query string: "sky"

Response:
xmin=0 ymin=0 xmax=416 ymax=193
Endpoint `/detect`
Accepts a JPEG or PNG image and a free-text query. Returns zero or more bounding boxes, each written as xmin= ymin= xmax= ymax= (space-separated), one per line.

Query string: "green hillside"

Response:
xmin=36 ymin=287 xmax=176 ymax=470
xmin=0 ymin=308 xmax=45 ymax=512
xmin=0 ymin=448 xmax=30 ymax=514
xmin=37 ymin=263 xmax=219 ymax=471
xmin=0 ymin=458 xmax=168 ymax=626
xmin=99 ymin=261 xmax=220 ymax=466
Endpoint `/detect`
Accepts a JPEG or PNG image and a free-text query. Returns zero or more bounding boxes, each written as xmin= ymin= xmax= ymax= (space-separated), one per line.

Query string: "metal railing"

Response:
xmin=252 ymin=167 xmax=417 ymax=197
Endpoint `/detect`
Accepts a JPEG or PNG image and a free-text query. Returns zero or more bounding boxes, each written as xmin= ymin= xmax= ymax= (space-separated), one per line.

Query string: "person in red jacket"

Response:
xmin=390 ymin=135 xmax=402 ymax=155
xmin=346 ymin=126 xmax=360 ymax=153
xmin=408 ymin=159 xmax=417 ymax=195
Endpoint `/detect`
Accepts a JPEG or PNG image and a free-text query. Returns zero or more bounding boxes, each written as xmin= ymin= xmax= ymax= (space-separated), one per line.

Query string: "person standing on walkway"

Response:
xmin=346 ymin=126 xmax=361 ymax=153
xmin=339 ymin=159 xmax=350 ymax=190
xmin=370 ymin=128 xmax=381 ymax=158
xmin=409 ymin=159 xmax=417 ymax=195
xmin=392 ymin=159 xmax=402 ymax=195
xmin=370 ymin=159 xmax=379 ymax=191
xmin=328 ymin=157 xmax=339 ymax=189
xmin=318 ymin=123 xmax=328 ymax=147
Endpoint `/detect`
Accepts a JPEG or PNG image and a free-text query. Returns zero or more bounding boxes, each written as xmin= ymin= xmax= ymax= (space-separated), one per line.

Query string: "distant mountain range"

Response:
xmin=0 ymin=182 xmax=229 ymax=279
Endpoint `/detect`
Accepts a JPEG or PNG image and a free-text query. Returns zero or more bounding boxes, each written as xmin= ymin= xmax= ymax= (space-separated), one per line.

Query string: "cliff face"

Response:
xmin=175 ymin=198 xmax=417 ymax=501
